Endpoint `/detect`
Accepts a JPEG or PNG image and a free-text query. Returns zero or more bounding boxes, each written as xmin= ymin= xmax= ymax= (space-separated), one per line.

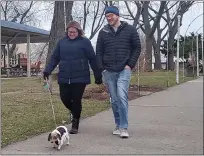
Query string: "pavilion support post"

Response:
xmin=27 ymin=34 xmax=31 ymax=77
xmin=6 ymin=42 xmax=10 ymax=77
xmin=6 ymin=42 xmax=9 ymax=68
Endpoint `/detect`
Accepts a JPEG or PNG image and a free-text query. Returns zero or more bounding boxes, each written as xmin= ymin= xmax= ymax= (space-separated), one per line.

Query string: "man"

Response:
xmin=96 ymin=6 xmax=141 ymax=138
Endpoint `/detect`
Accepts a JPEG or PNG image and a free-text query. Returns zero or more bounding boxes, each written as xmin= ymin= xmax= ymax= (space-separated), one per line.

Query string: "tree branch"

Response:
xmin=83 ymin=1 xmax=91 ymax=31
xmin=133 ymin=1 xmax=142 ymax=27
xmin=142 ymin=1 xmax=151 ymax=35
xmin=124 ymin=1 xmax=135 ymax=19
xmin=83 ymin=1 xmax=87 ymax=31
xmin=1 ymin=1 xmax=8 ymax=20
xmin=149 ymin=1 xmax=166 ymax=37
xmin=161 ymin=23 xmax=168 ymax=32
xmin=152 ymin=36 xmax=157 ymax=52
xmin=120 ymin=14 xmax=134 ymax=21
xmin=89 ymin=2 xmax=106 ymax=40
xmin=19 ymin=1 xmax=34 ymax=24
xmin=161 ymin=30 xmax=168 ymax=42
xmin=91 ymin=1 xmax=99 ymax=36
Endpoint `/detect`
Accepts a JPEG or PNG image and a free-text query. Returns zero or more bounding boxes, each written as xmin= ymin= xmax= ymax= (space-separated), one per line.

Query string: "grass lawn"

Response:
xmin=1 ymin=77 xmax=109 ymax=147
xmin=130 ymin=70 xmax=194 ymax=88
xmin=1 ymin=70 xmax=195 ymax=147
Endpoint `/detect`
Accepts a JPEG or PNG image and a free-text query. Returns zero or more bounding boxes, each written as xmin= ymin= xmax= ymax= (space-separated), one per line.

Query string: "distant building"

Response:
xmin=1 ymin=44 xmax=27 ymax=67
xmin=152 ymin=53 xmax=186 ymax=70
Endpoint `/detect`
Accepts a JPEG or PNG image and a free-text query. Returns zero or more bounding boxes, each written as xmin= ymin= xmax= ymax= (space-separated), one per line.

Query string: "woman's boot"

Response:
xmin=69 ymin=118 xmax=79 ymax=134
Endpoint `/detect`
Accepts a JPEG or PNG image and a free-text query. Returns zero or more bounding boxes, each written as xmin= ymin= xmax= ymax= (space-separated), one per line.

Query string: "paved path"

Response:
xmin=1 ymin=77 xmax=203 ymax=155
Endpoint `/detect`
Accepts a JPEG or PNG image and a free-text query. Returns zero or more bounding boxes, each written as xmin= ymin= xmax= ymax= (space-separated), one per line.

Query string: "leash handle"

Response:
xmin=45 ymin=78 xmax=57 ymax=128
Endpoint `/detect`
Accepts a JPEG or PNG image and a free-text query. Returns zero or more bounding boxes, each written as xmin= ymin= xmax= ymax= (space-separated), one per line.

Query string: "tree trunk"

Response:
xmin=152 ymin=36 xmax=162 ymax=70
xmin=164 ymin=2 xmax=193 ymax=70
xmin=46 ymin=1 xmax=66 ymax=66
xmin=145 ymin=37 xmax=153 ymax=71
xmin=44 ymin=1 xmax=66 ymax=92
xmin=154 ymin=44 xmax=162 ymax=70
xmin=167 ymin=50 xmax=174 ymax=70
xmin=65 ymin=1 xmax=73 ymax=25
xmin=109 ymin=1 xmax=113 ymax=5
xmin=167 ymin=39 xmax=175 ymax=70
xmin=141 ymin=1 xmax=166 ymax=71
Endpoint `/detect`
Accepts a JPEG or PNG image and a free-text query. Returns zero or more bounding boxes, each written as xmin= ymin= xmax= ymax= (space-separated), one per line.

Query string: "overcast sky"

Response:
xmin=180 ymin=2 xmax=203 ymax=35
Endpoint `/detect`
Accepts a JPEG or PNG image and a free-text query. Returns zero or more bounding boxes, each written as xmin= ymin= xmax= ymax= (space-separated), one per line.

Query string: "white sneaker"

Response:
xmin=120 ymin=128 xmax=129 ymax=138
xmin=112 ymin=127 xmax=120 ymax=135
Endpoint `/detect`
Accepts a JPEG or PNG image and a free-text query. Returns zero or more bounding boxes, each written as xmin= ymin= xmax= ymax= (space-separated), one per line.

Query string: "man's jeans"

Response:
xmin=102 ymin=68 xmax=131 ymax=129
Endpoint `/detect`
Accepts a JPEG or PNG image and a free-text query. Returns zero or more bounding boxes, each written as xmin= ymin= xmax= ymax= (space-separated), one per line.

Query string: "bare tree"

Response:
xmin=46 ymin=1 xmax=74 ymax=66
xmin=164 ymin=1 xmax=194 ymax=70
xmin=75 ymin=1 xmax=106 ymax=40
xmin=148 ymin=1 xmax=193 ymax=70
xmin=149 ymin=2 xmax=178 ymax=69
xmin=44 ymin=1 xmax=73 ymax=92
xmin=46 ymin=1 xmax=67 ymax=66
xmin=82 ymin=1 xmax=91 ymax=30
xmin=87 ymin=2 xmax=106 ymax=40
xmin=102 ymin=1 xmax=114 ymax=7
xmin=1 ymin=1 xmax=36 ymax=23
xmin=140 ymin=1 xmax=166 ymax=71
xmin=65 ymin=1 xmax=73 ymax=25
xmin=122 ymin=1 xmax=166 ymax=70
xmin=123 ymin=1 xmax=142 ymax=27
xmin=30 ymin=43 xmax=48 ymax=64
xmin=72 ymin=1 xmax=123 ymax=41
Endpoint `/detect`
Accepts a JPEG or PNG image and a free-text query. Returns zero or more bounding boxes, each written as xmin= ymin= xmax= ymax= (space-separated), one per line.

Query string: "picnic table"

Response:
xmin=3 ymin=67 xmax=42 ymax=77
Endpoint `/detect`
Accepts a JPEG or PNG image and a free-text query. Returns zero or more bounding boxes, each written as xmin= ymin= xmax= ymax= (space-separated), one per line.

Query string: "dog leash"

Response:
xmin=45 ymin=78 xmax=57 ymax=128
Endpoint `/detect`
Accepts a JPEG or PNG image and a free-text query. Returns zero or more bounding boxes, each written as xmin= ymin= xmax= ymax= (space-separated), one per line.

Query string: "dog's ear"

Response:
xmin=48 ymin=133 xmax=51 ymax=141
xmin=57 ymin=133 xmax=61 ymax=140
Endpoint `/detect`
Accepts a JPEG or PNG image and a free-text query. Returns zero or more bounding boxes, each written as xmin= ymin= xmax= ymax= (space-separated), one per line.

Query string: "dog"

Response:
xmin=48 ymin=125 xmax=70 ymax=150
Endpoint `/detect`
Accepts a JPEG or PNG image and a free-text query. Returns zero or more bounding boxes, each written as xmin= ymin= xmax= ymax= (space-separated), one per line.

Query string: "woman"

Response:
xmin=43 ymin=21 xmax=102 ymax=134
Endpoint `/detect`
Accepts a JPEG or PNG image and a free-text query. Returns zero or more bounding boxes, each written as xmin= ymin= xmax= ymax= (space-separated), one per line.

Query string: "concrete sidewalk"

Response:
xmin=1 ymin=77 xmax=203 ymax=155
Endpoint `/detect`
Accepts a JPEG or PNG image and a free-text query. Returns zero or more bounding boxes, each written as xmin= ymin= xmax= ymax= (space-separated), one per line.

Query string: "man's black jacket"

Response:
xmin=96 ymin=21 xmax=141 ymax=72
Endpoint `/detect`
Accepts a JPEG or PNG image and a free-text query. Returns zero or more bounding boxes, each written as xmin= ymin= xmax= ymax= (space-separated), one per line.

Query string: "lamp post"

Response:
xmin=201 ymin=33 xmax=204 ymax=76
xmin=166 ymin=23 xmax=170 ymax=87
xmin=202 ymin=34 xmax=204 ymax=76
xmin=176 ymin=15 xmax=181 ymax=84
xmin=196 ymin=34 xmax=199 ymax=77
xmin=195 ymin=25 xmax=204 ymax=77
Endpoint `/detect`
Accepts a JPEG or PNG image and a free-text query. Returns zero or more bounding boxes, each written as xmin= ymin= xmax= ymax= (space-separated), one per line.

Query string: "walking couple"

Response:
xmin=43 ymin=6 xmax=141 ymax=138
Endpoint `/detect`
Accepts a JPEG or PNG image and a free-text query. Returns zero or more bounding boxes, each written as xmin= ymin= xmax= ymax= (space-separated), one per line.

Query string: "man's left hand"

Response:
xmin=95 ymin=78 xmax=103 ymax=85
xmin=125 ymin=65 xmax=131 ymax=69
